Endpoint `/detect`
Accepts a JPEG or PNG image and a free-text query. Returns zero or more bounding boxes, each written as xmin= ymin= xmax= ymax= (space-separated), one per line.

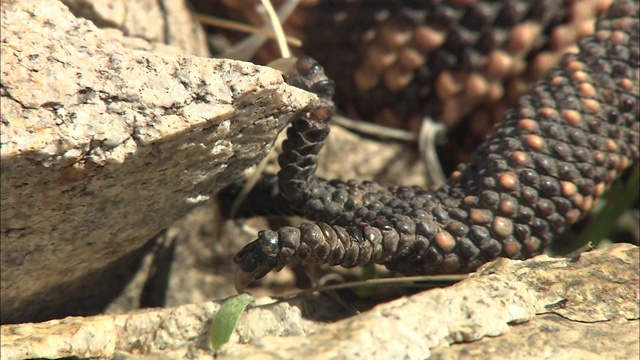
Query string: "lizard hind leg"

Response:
xmin=271 ymin=57 xmax=338 ymax=209
xmin=234 ymin=56 xmax=338 ymax=288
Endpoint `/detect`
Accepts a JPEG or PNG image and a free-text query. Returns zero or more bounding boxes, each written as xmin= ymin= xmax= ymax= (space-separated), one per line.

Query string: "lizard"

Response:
xmin=221 ymin=0 xmax=639 ymax=289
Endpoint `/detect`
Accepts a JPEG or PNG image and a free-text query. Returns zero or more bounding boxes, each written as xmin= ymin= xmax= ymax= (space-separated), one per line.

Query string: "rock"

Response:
xmin=428 ymin=314 xmax=639 ymax=360
xmin=0 ymin=299 xmax=315 ymax=360
xmin=62 ymin=0 xmax=210 ymax=57
xmin=0 ymin=0 xmax=316 ymax=324
xmin=1 ymin=244 xmax=637 ymax=360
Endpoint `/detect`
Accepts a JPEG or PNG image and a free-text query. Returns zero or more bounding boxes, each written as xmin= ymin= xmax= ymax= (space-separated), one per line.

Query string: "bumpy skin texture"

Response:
xmin=226 ymin=0 xmax=639 ymax=282
xmin=305 ymin=0 xmax=569 ymax=120
xmin=301 ymin=1 xmax=610 ymax=133
xmin=214 ymin=0 xmax=613 ymax=164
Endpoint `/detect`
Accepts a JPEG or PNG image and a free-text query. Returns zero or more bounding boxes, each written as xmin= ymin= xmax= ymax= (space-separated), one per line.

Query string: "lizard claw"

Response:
xmin=233 ymin=230 xmax=283 ymax=292
xmin=269 ymin=56 xmax=335 ymax=99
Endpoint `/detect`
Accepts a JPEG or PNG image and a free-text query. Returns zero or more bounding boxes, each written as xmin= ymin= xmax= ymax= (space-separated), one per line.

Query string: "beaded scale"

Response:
xmin=214 ymin=0 xmax=615 ymax=162
xmin=222 ymin=0 xmax=639 ymax=286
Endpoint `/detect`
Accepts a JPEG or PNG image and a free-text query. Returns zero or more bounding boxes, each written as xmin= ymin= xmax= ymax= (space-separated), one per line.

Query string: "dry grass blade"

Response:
xmin=252 ymin=274 xmax=468 ymax=307
xmin=191 ymin=13 xmax=302 ymax=48
xmin=260 ymin=0 xmax=292 ymax=58
xmin=332 ymin=114 xmax=418 ymax=142
xmin=418 ymin=117 xmax=447 ymax=186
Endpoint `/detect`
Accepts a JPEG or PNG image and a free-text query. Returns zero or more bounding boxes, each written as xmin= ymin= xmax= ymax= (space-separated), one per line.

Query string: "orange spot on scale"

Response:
xmin=562 ymin=110 xmax=582 ymax=126
xmin=435 ymin=231 xmax=456 ymax=252
xmin=524 ymin=135 xmax=545 ymax=151
xmin=498 ymin=173 xmax=519 ymax=191
xmin=518 ymin=119 xmax=538 ymax=132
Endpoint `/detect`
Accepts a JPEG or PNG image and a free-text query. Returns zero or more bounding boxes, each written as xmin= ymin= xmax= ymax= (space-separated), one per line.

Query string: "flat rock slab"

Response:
xmin=1 ymin=244 xmax=637 ymax=360
xmin=0 ymin=0 xmax=316 ymax=323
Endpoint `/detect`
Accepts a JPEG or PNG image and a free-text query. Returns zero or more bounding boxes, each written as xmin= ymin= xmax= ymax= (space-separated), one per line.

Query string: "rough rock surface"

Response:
xmin=0 ymin=0 xmax=316 ymax=324
xmin=1 ymin=244 xmax=637 ymax=360
xmin=62 ymin=0 xmax=210 ymax=57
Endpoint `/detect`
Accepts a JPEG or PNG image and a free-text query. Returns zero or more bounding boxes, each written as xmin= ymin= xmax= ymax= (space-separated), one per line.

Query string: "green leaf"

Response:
xmin=211 ymin=293 xmax=255 ymax=352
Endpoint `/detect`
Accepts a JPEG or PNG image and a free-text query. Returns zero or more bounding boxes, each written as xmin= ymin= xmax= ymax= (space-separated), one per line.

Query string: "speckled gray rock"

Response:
xmin=428 ymin=314 xmax=639 ymax=360
xmin=1 ymin=244 xmax=637 ymax=360
xmin=62 ymin=0 xmax=210 ymax=57
xmin=0 ymin=0 xmax=316 ymax=324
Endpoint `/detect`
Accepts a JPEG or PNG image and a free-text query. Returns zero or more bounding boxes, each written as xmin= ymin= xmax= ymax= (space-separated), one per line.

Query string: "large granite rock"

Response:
xmin=0 ymin=0 xmax=316 ymax=324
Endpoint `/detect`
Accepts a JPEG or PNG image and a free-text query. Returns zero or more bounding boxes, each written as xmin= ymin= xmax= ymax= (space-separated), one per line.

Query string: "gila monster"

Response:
xmin=222 ymin=0 xmax=639 ymax=287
